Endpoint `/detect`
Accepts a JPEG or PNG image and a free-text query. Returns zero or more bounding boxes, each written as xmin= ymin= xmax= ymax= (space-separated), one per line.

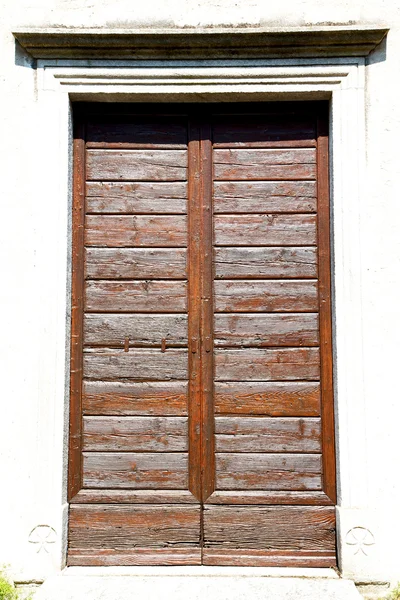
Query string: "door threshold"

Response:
xmin=35 ymin=570 xmax=363 ymax=600
xmin=62 ymin=566 xmax=339 ymax=578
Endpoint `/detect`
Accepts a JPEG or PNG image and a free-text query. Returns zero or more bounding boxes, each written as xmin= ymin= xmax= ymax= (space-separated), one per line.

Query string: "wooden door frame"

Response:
xmin=68 ymin=102 xmax=336 ymax=512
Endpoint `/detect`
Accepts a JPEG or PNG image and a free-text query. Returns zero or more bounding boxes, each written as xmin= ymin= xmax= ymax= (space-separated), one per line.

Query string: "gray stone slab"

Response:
xmin=34 ymin=575 xmax=363 ymax=600
xmin=13 ymin=27 xmax=388 ymax=59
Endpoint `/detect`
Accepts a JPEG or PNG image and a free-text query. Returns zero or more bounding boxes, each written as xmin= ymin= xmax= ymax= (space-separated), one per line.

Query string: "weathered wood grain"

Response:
xmin=215 ymin=417 xmax=321 ymax=452
xmin=69 ymin=119 xmax=85 ymax=500
xmin=69 ymin=504 xmax=200 ymax=547
xmin=199 ymin=125 xmax=216 ymax=502
xmin=83 ymin=416 xmax=188 ymax=451
xmin=214 ymin=280 xmax=318 ymax=313
xmin=213 ymin=119 xmax=316 ymax=148
xmin=187 ymin=119 xmax=203 ymax=502
xmin=214 ymin=313 xmax=319 ymax=347
xmin=68 ymin=548 xmax=202 ymax=566
xmin=86 ymin=182 xmax=187 ymax=214
xmin=215 ymin=247 xmax=317 ymax=279
xmin=203 ymin=506 xmax=335 ymax=551
xmin=83 ymin=348 xmax=188 ymax=380
xmin=85 ymin=216 xmax=187 ymax=247
xmin=214 ymin=181 xmax=317 ymax=213
xmin=85 ymin=280 xmax=187 ymax=313
xmin=215 ymin=453 xmax=322 ymax=490
xmin=83 ymin=381 xmax=188 ymax=415
xmin=202 ymin=549 xmax=336 ymax=567
xmin=85 ymin=248 xmax=187 ymax=279
xmin=215 ymin=348 xmax=320 ymax=381
xmin=83 ymin=452 xmax=188 ymax=488
xmin=71 ymin=489 xmax=198 ymax=504
xmin=317 ymin=115 xmax=337 ymax=503
xmin=214 ymin=149 xmax=316 ymax=180
xmin=215 ymin=215 xmax=317 ymax=246
xmin=214 ymin=382 xmax=320 ymax=416
xmin=84 ymin=314 xmax=188 ymax=347
xmin=207 ymin=490 xmax=333 ymax=505
xmin=86 ymin=149 xmax=187 ymax=181
xmin=86 ymin=119 xmax=187 ymax=148
xmin=214 ymin=148 xmax=316 ymax=165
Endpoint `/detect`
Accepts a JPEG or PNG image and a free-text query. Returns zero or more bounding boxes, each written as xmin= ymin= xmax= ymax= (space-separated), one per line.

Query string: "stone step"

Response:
xmin=34 ymin=568 xmax=362 ymax=600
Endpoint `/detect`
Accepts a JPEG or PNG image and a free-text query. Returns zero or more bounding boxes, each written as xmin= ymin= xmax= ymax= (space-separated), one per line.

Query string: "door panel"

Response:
xmin=68 ymin=112 xmax=202 ymax=565
xmin=203 ymin=108 xmax=335 ymax=567
xmin=214 ymin=381 xmax=321 ymax=416
xmin=215 ymin=417 xmax=321 ymax=452
xmin=82 ymin=381 xmax=188 ymax=416
xmin=214 ymin=181 xmax=317 ymax=213
xmin=85 ymin=181 xmax=188 ymax=214
xmin=214 ymin=247 xmax=318 ymax=278
xmin=68 ymin=104 xmax=336 ymax=567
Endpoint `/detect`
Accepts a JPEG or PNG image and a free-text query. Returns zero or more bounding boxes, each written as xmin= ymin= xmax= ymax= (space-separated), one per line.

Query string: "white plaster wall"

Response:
xmin=0 ymin=0 xmax=399 ymax=585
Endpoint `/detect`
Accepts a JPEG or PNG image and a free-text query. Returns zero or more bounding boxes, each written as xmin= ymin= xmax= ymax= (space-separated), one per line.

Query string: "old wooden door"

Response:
xmin=68 ymin=103 xmax=336 ymax=567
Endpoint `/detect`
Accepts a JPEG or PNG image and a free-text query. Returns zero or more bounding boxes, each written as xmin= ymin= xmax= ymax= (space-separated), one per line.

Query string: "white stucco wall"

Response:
xmin=0 ymin=0 xmax=399 ymax=586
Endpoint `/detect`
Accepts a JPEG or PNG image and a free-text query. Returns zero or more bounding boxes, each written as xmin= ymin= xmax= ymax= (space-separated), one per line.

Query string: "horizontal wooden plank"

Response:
xmin=68 ymin=548 xmax=202 ymax=566
xmin=216 ymin=453 xmax=322 ymax=490
xmin=214 ymin=382 xmax=320 ymax=416
xmin=214 ymin=280 xmax=318 ymax=312
xmin=69 ymin=505 xmax=200 ymax=548
xmin=85 ymin=280 xmax=187 ymax=313
xmin=71 ymin=490 xmax=198 ymax=504
xmin=215 ymin=348 xmax=320 ymax=381
xmin=86 ymin=182 xmax=187 ymax=214
xmin=83 ymin=349 xmax=188 ymax=380
xmin=214 ymin=313 xmax=319 ymax=347
xmin=86 ymin=149 xmax=187 ymax=181
xmin=214 ymin=149 xmax=316 ymax=180
xmin=83 ymin=381 xmax=187 ymax=415
xmin=83 ymin=416 xmax=188 ymax=451
xmin=86 ymin=119 xmax=187 ymax=148
xmin=214 ymin=215 xmax=317 ymax=246
xmin=84 ymin=314 xmax=188 ymax=347
xmin=85 ymin=216 xmax=187 ymax=247
xmin=202 ymin=550 xmax=336 ymax=567
xmin=83 ymin=452 xmax=188 ymax=488
xmin=214 ymin=181 xmax=317 ymax=213
xmin=207 ymin=491 xmax=333 ymax=505
xmin=214 ymin=247 xmax=317 ymax=279
xmin=85 ymin=248 xmax=187 ymax=279
xmin=213 ymin=119 xmax=316 ymax=148
xmin=215 ymin=417 xmax=321 ymax=452
xmin=203 ymin=506 xmax=335 ymax=552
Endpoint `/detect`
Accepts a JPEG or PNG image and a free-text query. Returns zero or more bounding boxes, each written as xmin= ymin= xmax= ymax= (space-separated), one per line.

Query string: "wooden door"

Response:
xmin=68 ymin=103 xmax=336 ymax=567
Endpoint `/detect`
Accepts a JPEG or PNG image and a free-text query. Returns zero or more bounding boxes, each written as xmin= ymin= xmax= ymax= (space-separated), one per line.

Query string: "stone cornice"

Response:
xmin=13 ymin=26 xmax=388 ymax=60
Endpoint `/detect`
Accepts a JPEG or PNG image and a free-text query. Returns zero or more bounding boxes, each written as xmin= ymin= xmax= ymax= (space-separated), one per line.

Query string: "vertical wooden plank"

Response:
xmin=200 ymin=123 xmax=215 ymax=502
xmin=188 ymin=120 xmax=202 ymax=502
xmin=69 ymin=117 xmax=85 ymax=500
xmin=317 ymin=108 xmax=337 ymax=503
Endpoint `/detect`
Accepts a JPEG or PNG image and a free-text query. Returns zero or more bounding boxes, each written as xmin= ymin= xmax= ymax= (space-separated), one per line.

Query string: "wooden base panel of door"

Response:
xmin=202 ymin=505 xmax=336 ymax=567
xmin=68 ymin=549 xmax=202 ymax=566
xmin=202 ymin=551 xmax=336 ymax=568
xmin=69 ymin=504 xmax=202 ymax=565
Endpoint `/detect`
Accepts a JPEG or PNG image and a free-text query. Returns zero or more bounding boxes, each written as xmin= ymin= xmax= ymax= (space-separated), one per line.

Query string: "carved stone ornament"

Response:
xmin=28 ymin=525 xmax=57 ymax=553
xmin=345 ymin=526 xmax=375 ymax=556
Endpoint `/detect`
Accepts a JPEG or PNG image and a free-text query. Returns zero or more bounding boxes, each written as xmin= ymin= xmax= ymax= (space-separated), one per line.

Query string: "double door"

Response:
xmin=68 ymin=103 xmax=336 ymax=566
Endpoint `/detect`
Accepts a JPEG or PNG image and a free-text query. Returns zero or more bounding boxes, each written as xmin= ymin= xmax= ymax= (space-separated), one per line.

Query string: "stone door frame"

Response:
xmin=22 ymin=52 xmax=376 ymax=579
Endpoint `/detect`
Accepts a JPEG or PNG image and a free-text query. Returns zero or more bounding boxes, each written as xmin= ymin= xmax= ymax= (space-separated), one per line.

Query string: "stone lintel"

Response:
xmin=13 ymin=26 xmax=388 ymax=60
